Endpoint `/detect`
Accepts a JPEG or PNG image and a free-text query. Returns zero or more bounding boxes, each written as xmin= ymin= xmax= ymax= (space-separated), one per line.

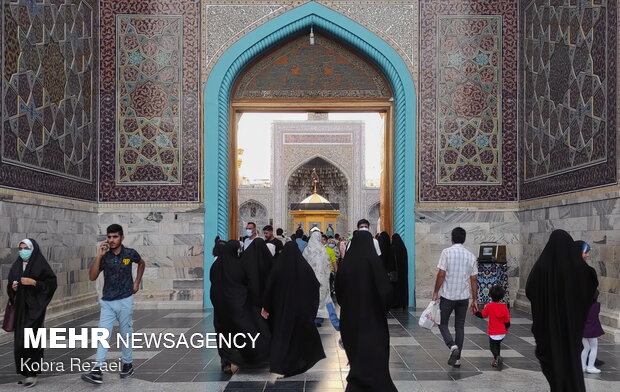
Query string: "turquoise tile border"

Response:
xmin=203 ymin=2 xmax=416 ymax=307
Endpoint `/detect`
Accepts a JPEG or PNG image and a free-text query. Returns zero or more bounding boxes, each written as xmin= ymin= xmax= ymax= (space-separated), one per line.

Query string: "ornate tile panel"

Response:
xmin=324 ymin=0 xmax=419 ymax=85
xmin=436 ymin=16 xmax=503 ymax=185
xmin=520 ymin=0 xmax=616 ymax=199
xmin=233 ymin=34 xmax=391 ymax=99
xmin=116 ymin=16 xmax=183 ymax=184
xmin=201 ymin=1 xmax=291 ymax=82
xmin=100 ymin=0 xmax=200 ymax=202
xmin=419 ymin=0 xmax=518 ymax=201
xmin=1 ymin=0 xmax=98 ymax=200
xmin=201 ymin=1 xmax=419 ymax=87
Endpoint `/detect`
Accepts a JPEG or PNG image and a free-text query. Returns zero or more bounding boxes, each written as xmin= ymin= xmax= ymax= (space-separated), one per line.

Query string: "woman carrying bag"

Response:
xmin=6 ymin=239 xmax=57 ymax=387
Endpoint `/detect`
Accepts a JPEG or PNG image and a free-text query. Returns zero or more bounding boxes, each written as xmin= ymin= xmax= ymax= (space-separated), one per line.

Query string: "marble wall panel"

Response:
xmin=0 ymin=192 xmax=99 ymax=327
xmin=516 ymin=195 xmax=620 ymax=332
xmin=520 ymin=0 xmax=617 ymax=199
xmin=99 ymin=0 xmax=200 ymax=201
xmin=97 ymin=206 xmax=205 ymax=303
xmin=415 ymin=208 xmax=522 ymax=305
xmin=1 ymin=0 xmax=98 ymax=200
xmin=419 ymin=0 xmax=518 ymax=201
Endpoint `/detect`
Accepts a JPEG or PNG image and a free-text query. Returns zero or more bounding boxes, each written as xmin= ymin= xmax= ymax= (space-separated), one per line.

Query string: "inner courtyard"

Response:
xmin=1 ymin=0 xmax=619 ymax=390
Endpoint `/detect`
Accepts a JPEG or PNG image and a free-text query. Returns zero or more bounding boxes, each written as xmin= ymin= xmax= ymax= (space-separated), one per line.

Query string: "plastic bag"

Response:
xmin=418 ymin=300 xmax=440 ymax=330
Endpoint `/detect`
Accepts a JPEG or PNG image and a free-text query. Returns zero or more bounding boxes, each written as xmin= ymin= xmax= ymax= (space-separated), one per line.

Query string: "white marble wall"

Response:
xmin=0 ymin=190 xmax=100 ymax=340
xmin=414 ymin=207 xmax=522 ymax=306
xmin=98 ymin=205 xmax=205 ymax=304
xmin=0 ymin=191 xmax=206 ymax=342
xmin=514 ymin=192 xmax=620 ymax=341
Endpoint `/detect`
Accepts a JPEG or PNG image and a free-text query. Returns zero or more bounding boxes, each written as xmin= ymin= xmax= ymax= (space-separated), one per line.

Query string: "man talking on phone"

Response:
xmin=82 ymin=224 xmax=146 ymax=384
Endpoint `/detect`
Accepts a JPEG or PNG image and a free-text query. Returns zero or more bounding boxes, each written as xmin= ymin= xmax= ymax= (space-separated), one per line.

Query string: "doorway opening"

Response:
xmin=231 ymin=108 xmax=393 ymax=239
xmin=203 ymin=1 xmax=417 ymax=307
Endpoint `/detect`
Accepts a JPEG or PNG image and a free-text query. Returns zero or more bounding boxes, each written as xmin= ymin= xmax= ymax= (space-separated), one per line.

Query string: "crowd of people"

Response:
xmin=209 ymin=218 xmax=410 ymax=390
xmin=3 ymin=223 xmax=606 ymax=392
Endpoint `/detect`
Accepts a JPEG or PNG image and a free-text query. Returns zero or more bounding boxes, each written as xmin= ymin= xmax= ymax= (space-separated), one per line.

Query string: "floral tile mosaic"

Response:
xmin=419 ymin=0 xmax=518 ymax=202
xmin=116 ymin=15 xmax=183 ymax=184
xmin=99 ymin=0 xmax=200 ymax=202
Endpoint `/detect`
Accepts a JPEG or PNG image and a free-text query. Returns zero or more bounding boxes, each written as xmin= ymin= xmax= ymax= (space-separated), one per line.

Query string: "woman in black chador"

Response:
xmin=391 ymin=233 xmax=409 ymax=309
xmin=526 ymin=230 xmax=596 ymax=392
xmin=241 ymin=238 xmax=274 ymax=309
xmin=336 ymin=230 xmax=396 ymax=392
xmin=261 ymin=241 xmax=325 ymax=377
xmin=210 ymin=239 xmax=271 ymax=373
xmin=377 ymin=231 xmax=393 ymax=274
xmin=7 ymin=239 xmax=57 ymax=387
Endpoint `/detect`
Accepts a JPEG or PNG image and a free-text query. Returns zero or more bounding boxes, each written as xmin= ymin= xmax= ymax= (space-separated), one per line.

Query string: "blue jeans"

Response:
xmin=95 ymin=296 xmax=134 ymax=366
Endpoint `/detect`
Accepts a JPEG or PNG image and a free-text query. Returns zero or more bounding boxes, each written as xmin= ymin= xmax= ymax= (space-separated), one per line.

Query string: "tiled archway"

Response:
xmin=203 ymin=1 xmax=416 ymax=307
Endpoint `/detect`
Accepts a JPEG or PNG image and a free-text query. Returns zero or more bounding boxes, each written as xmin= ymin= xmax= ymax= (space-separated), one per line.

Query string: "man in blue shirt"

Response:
xmin=82 ymin=224 xmax=146 ymax=384
xmin=295 ymin=228 xmax=308 ymax=252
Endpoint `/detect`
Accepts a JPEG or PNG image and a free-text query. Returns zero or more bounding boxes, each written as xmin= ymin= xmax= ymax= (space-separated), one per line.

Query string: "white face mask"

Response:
xmin=246 ymin=229 xmax=254 ymax=237
xmin=359 ymin=227 xmax=369 ymax=231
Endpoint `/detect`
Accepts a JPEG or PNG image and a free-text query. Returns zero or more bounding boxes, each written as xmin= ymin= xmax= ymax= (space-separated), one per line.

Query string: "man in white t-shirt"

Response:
xmin=432 ymin=227 xmax=479 ymax=368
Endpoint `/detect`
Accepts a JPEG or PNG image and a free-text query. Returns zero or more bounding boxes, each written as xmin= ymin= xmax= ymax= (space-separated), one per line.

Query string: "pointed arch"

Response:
xmin=203 ymin=1 xmax=416 ymax=307
xmin=284 ymin=155 xmax=352 ymax=188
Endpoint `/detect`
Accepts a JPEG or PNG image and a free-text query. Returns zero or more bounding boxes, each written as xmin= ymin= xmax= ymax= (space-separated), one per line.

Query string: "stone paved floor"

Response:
xmin=0 ymin=308 xmax=618 ymax=391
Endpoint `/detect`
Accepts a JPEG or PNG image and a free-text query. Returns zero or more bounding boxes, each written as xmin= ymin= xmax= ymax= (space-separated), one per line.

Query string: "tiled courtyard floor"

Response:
xmin=0 ymin=308 xmax=618 ymax=391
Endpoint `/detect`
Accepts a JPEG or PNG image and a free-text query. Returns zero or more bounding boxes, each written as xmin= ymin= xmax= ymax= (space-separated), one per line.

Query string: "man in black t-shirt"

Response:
xmin=82 ymin=224 xmax=146 ymax=385
xmin=263 ymin=225 xmax=283 ymax=257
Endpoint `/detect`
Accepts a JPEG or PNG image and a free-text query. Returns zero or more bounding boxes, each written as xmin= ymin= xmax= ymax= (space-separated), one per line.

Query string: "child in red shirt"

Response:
xmin=475 ymin=285 xmax=511 ymax=369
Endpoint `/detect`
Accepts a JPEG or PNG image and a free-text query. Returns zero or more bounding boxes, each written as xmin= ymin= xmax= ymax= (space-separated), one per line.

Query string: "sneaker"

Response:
xmin=23 ymin=377 xmax=37 ymax=388
xmin=120 ymin=363 xmax=134 ymax=379
xmin=448 ymin=345 xmax=460 ymax=366
xmin=491 ymin=359 xmax=498 ymax=368
xmin=586 ymin=367 xmax=601 ymax=374
xmin=453 ymin=359 xmax=461 ymax=367
xmin=81 ymin=367 xmax=103 ymax=384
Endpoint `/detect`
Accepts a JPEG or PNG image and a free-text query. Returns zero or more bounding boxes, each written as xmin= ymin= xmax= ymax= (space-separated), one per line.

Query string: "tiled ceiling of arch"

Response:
xmin=520 ymin=0 xmax=616 ymax=199
xmin=1 ymin=0 xmax=97 ymax=200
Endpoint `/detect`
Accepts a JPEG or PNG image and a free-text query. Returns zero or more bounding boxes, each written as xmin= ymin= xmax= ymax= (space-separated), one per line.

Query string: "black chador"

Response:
xmin=241 ymin=238 xmax=274 ymax=308
xmin=210 ymin=240 xmax=271 ymax=368
xmin=262 ymin=241 xmax=325 ymax=377
xmin=336 ymin=230 xmax=396 ymax=392
xmin=7 ymin=239 xmax=57 ymax=377
xmin=377 ymin=231 xmax=393 ymax=274
xmin=390 ymin=233 xmax=409 ymax=309
xmin=526 ymin=230 xmax=596 ymax=392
